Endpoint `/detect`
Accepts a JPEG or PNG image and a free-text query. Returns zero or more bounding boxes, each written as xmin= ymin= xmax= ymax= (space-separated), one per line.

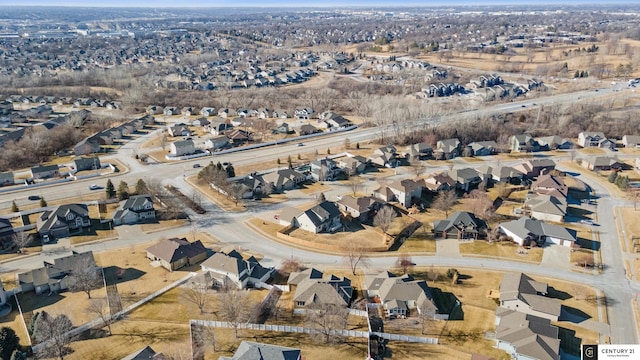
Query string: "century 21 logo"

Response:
xmin=583 ymin=345 xmax=597 ymax=360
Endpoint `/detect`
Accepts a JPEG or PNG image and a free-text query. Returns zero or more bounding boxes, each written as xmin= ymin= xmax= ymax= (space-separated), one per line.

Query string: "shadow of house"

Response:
xmin=102 ymin=266 xmax=146 ymax=285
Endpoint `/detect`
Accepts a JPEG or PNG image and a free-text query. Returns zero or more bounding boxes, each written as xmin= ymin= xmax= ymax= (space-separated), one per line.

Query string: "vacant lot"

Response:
xmin=459 ymin=241 xmax=544 ymax=263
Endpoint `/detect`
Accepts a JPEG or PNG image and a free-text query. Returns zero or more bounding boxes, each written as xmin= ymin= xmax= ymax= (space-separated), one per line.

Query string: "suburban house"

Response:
xmin=31 ymin=165 xmax=60 ymax=180
xmin=219 ymin=341 xmax=301 ymax=360
xmin=364 ymin=271 xmax=443 ymax=319
xmin=523 ymin=194 xmax=567 ymax=223
xmin=498 ymin=272 xmax=562 ymax=322
xmin=200 ymin=250 xmax=274 ymax=289
xmin=495 ymin=307 xmax=560 ymax=360
xmin=169 ymin=139 xmax=196 ymax=156
xmin=336 ymin=195 xmax=383 ymax=221
xmin=17 ymin=251 xmax=97 ymax=295
xmin=322 ymin=112 xmax=352 ymax=128
xmin=226 ymin=129 xmax=251 ymax=144
xmin=112 ymin=195 xmax=156 ymax=226
xmin=622 ymin=135 xmax=640 ymax=148
xmin=294 ymin=107 xmax=314 ymax=120
xmin=336 ymin=155 xmax=368 ymax=175
xmin=146 ymin=238 xmax=208 ymax=271
xmin=73 ymin=157 xmax=101 ymax=172
xmin=530 ymin=174 xmax=568 ymax=199
xmin=369 ymin=146 xmax=399 ymax=167
xmin=433 ymin=211 xmax=488 ymax=240
xmin=288 ymin=269 xmax=352 ymax=308
xmin=262 ymin=168 xmax=306 ymax=192
xmin=0 ymin=172 xmax=14 ymax=186
xmin=311 ymin=158 xmax=343 ymax=181
xmin=435 ymin=138 xmax=461 ymax=159
xmin=191 ymin=117 xmax=211 ymax=127
xmin=578 ymin=131 xmax=615 ymax=149
xmin=167 ymin=125 xmax=191 ymax=137
xmin=37 ymin=204 xmax=91 ymax=238
xmin=536 ymin=135 xmax=572 ymax=150
xmin=0 ymin=218 xmax=14 ymax=250
xmin=477 ymin=165 xmax=524 ymax=184
xmin=452 ymin=168 xmax=482 ymax=192
xmin=374 ymin=179 xmax=423 ymax=208
xmin=298 ymin=124 xmax=320 ymax=135
xmin=509 ymin=134 xmax=539 ymax=152
xmin=199 ymin=107 xmax=217 ymax=117
xmin=292 ymin=201 xmax=342 ymax=234
xmin=404 ymin=142 xmax=433 ymax=161
xmin=121 ymin=346 xmax=165 ymax=360
xmin=163 ymin=107 xmax=179 ymax=116
xmin=204 ymin=135 xmax=229 ymax=150
xmin=499 ymin=217 xmax=577 ymax=247
xmin=421 ymin=173 xmax=457 ymax=192
xmin=207 ymin=118 xmax=233 ymax=135
xmin=513 ymin=159 xmax=556 ymax=178
xmin=74 ymin=137 xmax=101 ymax=156
xmin=468 ymin=141 xmax=498 ymax=156
xmin=273 ymin=123 xmax=291 ymax=134
xmin=581 ymin=156 xmax=625 ymax=171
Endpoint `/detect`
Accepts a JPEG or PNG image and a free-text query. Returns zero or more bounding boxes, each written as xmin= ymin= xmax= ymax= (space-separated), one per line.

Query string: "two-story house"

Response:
xmin=292 ymin=201 xmax=342 ymax=234
xmin=170 ymin=140 xmax=195 ymax=157
xmin=200 ymin=250 xmax=274 ymax=289
xmin=112 ymin=195 xmax=156 ymax=226
xmin=374 ymin=179 xmax=423 ymax=208
xmin=37 ymin=204 xmax=91 ymax=238
xmin=311 ymin=158 xmax=342 ymax=181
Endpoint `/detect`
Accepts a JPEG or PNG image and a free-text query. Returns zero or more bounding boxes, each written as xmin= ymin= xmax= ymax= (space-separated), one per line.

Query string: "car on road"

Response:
xmin=42 ymin=234 xmax=50 ymax=243
xmin=580 ymin=219 xmax=595 ymax=225
xmin=28 ymin=195 xmax=40 ymax=200
xmin=298 ymin=143 xmax=304 ymax=147
xmin=192 ymin=163 xmax=201 ymax=168
xmin=223 ymin=162 xmax=229 ymax=166
xmin=521 ymin=104 xmax=526 ymax=107
xmin=89 ymin=184 xmax=101 ymax=190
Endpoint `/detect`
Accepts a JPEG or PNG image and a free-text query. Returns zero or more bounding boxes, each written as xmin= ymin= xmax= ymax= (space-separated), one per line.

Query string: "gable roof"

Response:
xmin=293 ymin=275 xmax=353 ymax=307
xmin=146 ymin=238 xmax=207 ymax=263
xmin=500 ymin=217 xmax=576 ymax=242
xmin=433 ymin=211 xmax=488 ymax=233
xmin=337 ymin=195 xmax=381 ymax=213
xmin=496 ymin=308 xmax=560 ymax=360
xmin=525 ymin=194 xmax=567 ymax=217
xmin=220 ymin=341 xmax=301 ymax=360
xmin=531 ymin=174 xmax=568 ymax=198
xmin=121 ymin=346 xmax=165 ymax=360
xmin=201 ymin=251 xmax=248 ymax=278
xmin=287 ymin=268 xmax=324 ymax=286
xmin=499 ymin=273 xmax=561 ymax=318
xmin=297 ymin=201 xmax=341 ymax=227
xmin=365 ymin=271 xmax=437 ymax=313
xmin=38 ymin=204 xmax=89 ymax=232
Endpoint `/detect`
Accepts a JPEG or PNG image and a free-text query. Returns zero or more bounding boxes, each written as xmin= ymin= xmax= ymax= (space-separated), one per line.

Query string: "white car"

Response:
xmin=89 ymin=184 xmax=100 ymax=190
xmin=580 ymin=219 xmax=595 ymax=225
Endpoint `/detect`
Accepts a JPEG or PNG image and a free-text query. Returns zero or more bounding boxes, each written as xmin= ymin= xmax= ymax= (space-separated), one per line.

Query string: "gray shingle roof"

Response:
xmin=146 ymin=238 xmax=207 ymax=263
xmin=220 ymin=341 xmax=301 ymax=360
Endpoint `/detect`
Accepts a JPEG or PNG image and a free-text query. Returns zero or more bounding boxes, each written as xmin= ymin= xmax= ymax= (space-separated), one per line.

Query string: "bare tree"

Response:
xmin=342 ymin=243 xmax=371 ymax=276
xmin=86 ymin=299 xmax=112 ymax=336
xmin=629 ymin=189 xmax=640 ymax=211
xmin=160 ymin=134 xmax=168 ymax=151
xmin=396 ymin=253 xmax=415 ymax=274
xmin=431 ymin=190 xmax=457 ymax=217
xmin=418 ymin=302 xmax=437 ymax=335
xmin=279 ymin=257 xmax=303 ymax=277
xmin=35 ymin=313 xmax=74 ymax=360
xmin=305 ymin=303 xmax=349 ymax=344
xmin=494 ymin=182 xmax=512 ymax=199
xmin=182 ymin=284 xmax=211 ymax=315
xmin=12 ymin=231 xmax=31 ymax=253
xmin=410 ymin=158 xmax=426 ymax=178
xmin=67 ymin=257 xmax=102 ymax=299
xmin=227 ymin=183 xmax=248 ymax=207
xmin=466 ymin=189 xmax=495 ymax=220
xmin=348 ymin=174 xmax=364 ymax=197
xmin=217 ymin=289 xmax=250 ymax=339
xmin=374 ymin=205 xmax=396 ymax=235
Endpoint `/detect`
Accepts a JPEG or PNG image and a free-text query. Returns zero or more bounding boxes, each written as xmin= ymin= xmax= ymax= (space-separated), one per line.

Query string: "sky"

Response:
xmin=0 ymin=0 xmax=630 ymax=7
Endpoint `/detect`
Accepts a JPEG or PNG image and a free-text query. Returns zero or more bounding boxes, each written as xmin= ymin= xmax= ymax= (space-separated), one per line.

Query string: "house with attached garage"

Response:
xmin=369 ymin=146 xmax=399 ymax=167
xmin=421 ymin=172 xmax=457 ymax=192
xmin=499 ymin=217 xmax=576 ymax=248
xmin=112 ymin=195 xmax=156 ymax=226
xmin=336 ymin=195 xmax=383 ymax=222
xmin=292 ymin=201 xmax=342 ymax=234
xmin=170 ymin=140 xmax=195 ymax=156
xmin=364 ymin=271 xmax=444 ymax=319
xmin=204 ymin=135 xmax=229 ymax=150
xmin=509 ymin=134 xmax=539 ymax=153
xmin=435 ymin=138 xmax=461 ymax=159
xmin=452 ymin=167 xmax=482 ymax=192
xmin=74 ymin=137 xmax=102 ymax=156
xmin=31 ymin=164 xmax=60 ymax=180
xmin=167 ymin=124 xmax=191 ymax=137
xmin=513 ymin=159 xmax=556 ymax=178
xmin=121 ymin=345 xmax=166 ymax=360
xmin=498 ymin=272 xmax=562 ymax=322
xmin=200 ymin=250 xmax=274 ymax=290
xmin=404 ymin=142 xmax=433 ymax=161
xmin=523 ymin=194 xmax=567 ymax=223
xmin=536 ymin=135 xmax=572 ymax=150
xmin=622 ymin=135 xmax=640 ymax=148
xmin=336 ymin=155 xmax=368 ymax=175
xmin=146 ymin=237 xmax=208 ymax=272
xmin=468 ymin=141 xmax=499 ymax=156
xmin=477 ymin=165 xmax=524 ymax=184
xmin=73 ymin=157 xmax=101 ymax=172
xmin=17 ymin=251 xmax=97 ymax=295
xmin=262 ymin=168 xmax=306 ymax=192
xmin=580 ymin=156 xmax=625 ymax=171
xmin=374 ymin=179 xmax=423 ymax=208
xmin=494 ymin=307 xmax=560 ymax=360
xmin=294 ymin=107 xmax=314 ymax=120
xmin=577 ymin=131 xmax=615 ymax=149
xmin=37 ymin=204 xmax=91 ymax=238
xmin=530 ymin=174 xmax=568 ymax=199
xmin=433 ymin=211 xmax=488 ymax=240
xmin=310 ymin=158 xmax=342 ymax=181
xmin=288 ymin=269 xmax=352 ymax=308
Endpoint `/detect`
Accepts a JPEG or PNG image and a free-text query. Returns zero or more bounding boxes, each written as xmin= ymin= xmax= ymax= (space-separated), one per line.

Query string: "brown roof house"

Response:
xmin=421 ymin=172 xmax=457 ymax=192
xmin=530 ymin=174 xmax=568 ymax=199
xmin=17 ymin=251 xmax=96 ymax=295
xmin=498 ymin=272 xmax=561 ymax=322
xmin=433 ymin=211 xmax=488 ymax=241
xmin=288 ymin=269 xmax=353 ymax=309
xmin=364 ymin=271 xmax=443 ymax=319
xmin=336 ymin=195 xmax=383 ymax=222
xmin=146 ymin=238 xmax=208 ymax=271
xmin=374 ymin=179 xmax=423 ymax=208
xmin=494 ymin=307 xmax=560 ymax=360
xmin=200 ymin=250 xmax=274 ymax=289
xmin=580 ymin=156 xmax=624 ymax=171
xmin=513 ymin=159 xmax=555 ymax=178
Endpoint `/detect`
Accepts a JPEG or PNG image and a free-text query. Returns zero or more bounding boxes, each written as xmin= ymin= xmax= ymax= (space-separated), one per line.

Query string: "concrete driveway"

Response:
xmin=540 ymin=245 xmax=571 ymax=270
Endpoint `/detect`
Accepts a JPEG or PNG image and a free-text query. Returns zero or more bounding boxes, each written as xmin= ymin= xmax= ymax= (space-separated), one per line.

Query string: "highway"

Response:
xmin=0 ymin=82 xmax=639 ymax=345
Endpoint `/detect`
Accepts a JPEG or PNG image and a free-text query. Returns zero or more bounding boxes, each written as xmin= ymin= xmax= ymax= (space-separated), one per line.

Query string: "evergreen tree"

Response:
xmin=0 ymin=327 xmax=20 ymax=360
xmin=608 ymin=171 xmax=618 ymax=183
xmin=135 ymin=179 xmax=148 ymax=195
xmin=10 ymin=350 xmax=27 ymax=360
xmin=225 ymin=164 xmax=235 ymax=178
xmin=116 ymin=181 xmax=130 ymax=201
xmin=39 ymin=197 xmax=47 ymax=208
xmin=10 ymin=201 xmax=18 ymax=213
xmin=105 ymin=180 xmax=116 ymax=199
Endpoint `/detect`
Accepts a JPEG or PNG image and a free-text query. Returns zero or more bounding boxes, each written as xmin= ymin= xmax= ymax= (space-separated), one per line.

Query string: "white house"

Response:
xmin=499 ymin=217 xmax=576 ymax=247
xmin=170 ymin=140 xmax=195 ymax=156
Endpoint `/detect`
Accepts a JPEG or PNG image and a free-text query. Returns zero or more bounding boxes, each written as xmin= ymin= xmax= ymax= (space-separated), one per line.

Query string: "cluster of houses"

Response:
xmin=74 ymin=114 xmax=155 ymax=156
xmin=0 ymin=108 xmax=91 ymax=148
xmin=494 ymin=272 xmax=563 ymax=360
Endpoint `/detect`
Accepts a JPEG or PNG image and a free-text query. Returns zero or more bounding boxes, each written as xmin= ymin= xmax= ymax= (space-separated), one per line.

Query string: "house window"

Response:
xmin=67 ymin=213 xmax=75 ymax=221
xmin=296 ymin=301 xmax=305 ymax=307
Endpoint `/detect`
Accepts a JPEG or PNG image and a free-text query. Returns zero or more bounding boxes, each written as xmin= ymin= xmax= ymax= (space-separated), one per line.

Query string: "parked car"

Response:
xmin=28 ymin=195 xmax=40 ymax=200
xmin=580 ymin=219 xmax=595 ymax=225
xmin=42 ymin=234 xmax=50 ymax=243
xmin=298 ymin=143 xmax=304 ymax=147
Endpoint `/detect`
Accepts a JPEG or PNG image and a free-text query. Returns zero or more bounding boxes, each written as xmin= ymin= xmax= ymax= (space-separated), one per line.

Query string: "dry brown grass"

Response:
xmin=185 ymin=175 xmax=248 ymax=212
xmin=287 ymin=225 xmax=386 ymax=249
xmin=459 ymin=241 xmax=544 ymax=263
xmin=139 ymin=219 xmax=189 ymax=233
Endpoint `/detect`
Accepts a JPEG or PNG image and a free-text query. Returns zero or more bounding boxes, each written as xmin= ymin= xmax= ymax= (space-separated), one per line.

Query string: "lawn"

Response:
xmin=139 ymin=219 xmax=189 ymax=233
xmin=459 ymin=241 xmax=543 ymax=263
xmin=397 ymin=226 xmax=437 ymax=253
xmin=185 ymin=175 xmax=247 ymax=212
